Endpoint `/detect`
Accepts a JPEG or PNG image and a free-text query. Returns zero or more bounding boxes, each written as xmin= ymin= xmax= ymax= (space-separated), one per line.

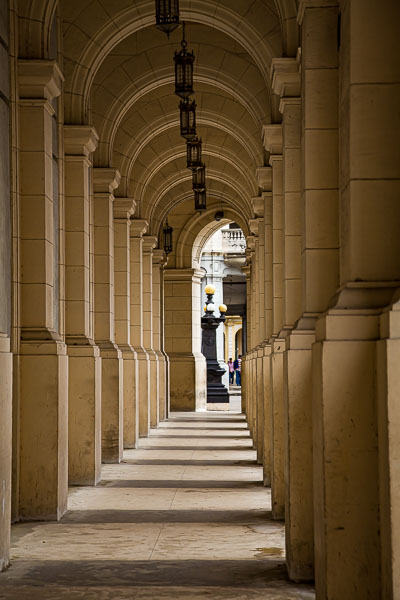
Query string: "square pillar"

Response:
xmin=113 ymin=199 xmax=138 ymax=449
xmin=64 ymin=125 xmax=102 ymax=486
xmin=18 ymin=60 xmax=68 ymax=520
xmin=92 ymin=168 xmax=123 ymax=463
xmin=130 ymin=220 xmax=150 ymax=437
xmin=164 ymin=268 xmax=206 ymax=411
xmin=143 ymin=236 xmax=159 ymax=428
xmin=153 ymin=249 xmax=169 ymax=422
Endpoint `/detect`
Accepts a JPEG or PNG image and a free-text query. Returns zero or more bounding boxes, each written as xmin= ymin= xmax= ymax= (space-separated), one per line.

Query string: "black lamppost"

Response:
xmin=155 ymin=0 xmax=180 ymax=37
xmin=201 ymin=284 xmax=229 ymax=407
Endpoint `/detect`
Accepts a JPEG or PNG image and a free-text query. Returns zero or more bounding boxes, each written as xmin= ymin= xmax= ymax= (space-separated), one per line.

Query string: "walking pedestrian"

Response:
xmin=227 ymin=358 xmax=234 ymax=384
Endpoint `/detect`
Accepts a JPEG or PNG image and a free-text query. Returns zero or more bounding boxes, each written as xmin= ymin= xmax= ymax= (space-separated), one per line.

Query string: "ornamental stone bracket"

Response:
xmin=130 ymin=219 xmax=148 ymax=237
xmin=113 ymin=198 xmax=136 ymax=220
xmin=262 ymin=124 xmax=283 ymax=156
xmin=92 ymin=168 xmax=121 ymax=194
xmin=251 ymin=196 xmax=265 ymax=218
xmin=270 ymin=57 xmax=300 ymax=98
xmin=255 ymin=166 xmax=272 ymax=192
xmin=18 ymin=60 xmax=64 ymax=100
xmin=64 ymin=125 xmax=99 ymax=156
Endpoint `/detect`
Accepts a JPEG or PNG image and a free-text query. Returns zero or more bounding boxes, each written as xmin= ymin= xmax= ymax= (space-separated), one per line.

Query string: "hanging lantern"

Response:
xmin=192 ymin=164 xmax=206 ymax=192
xmin=174 ymin=22 xmax=194 ymax=98
xmin=180 ymin=98 xmax=196 ymax=140
xmin=155 ymin=0 xmax=180 ymax=37
xmin=194 ymin=189 xmax=207 ymax=211
xmin=163 ymin=217 xmax=173 ymax=255
xmin=187 ymin=136 xmax=202 ymax=169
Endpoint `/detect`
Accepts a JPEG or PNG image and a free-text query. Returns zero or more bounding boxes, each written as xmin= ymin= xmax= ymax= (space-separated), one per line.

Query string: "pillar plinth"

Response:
xmin=93 ymin=168 xmax=123 ymax=463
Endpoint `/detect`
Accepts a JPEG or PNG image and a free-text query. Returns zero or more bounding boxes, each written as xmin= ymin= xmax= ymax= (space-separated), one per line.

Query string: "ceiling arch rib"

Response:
xmin=173 ymin=204 xmax=250 ymax=270
xmin=113 ymin=114 xmax=263 ymax=195
xmin=92 ymin=72 xmax=269 ymax=167
xmin=146 ymin=178 xmax=253 ymax=239
xmin=139 ymin=166 xmax=253 ymax=220
xmin=62 ymin=1 xmax=282 ymax=123
xmin=129 ymin=147 xmax=259 ymax=206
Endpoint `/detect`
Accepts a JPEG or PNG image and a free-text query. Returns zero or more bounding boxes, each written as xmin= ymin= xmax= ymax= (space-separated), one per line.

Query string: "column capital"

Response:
xmin=249 ymin=219 xmax=260 ymax=237
xmin=242 ymin=265 xmax=251 ymax=278
xmin=263 ymin=124 xmax=283 ymax=155
xmin=279 ymin=96 xmax=301 ymax=115
xmin=130 ymin=219 xmax=148 ymax=237
xmin=153 ymin=249 xmax=168 ymax=267
xmin=92 ymin=168 xmax=120 ymax=194
xmin=271 ymin=57 xmax=300 ymax=98
xmin=256 ymin=166 xmax=272 ymax=192
xmin=164 ymin=268 xmax=205 ymax=284
xmin=252 ymin=196 xmax=265 ymax=218
xmin=246 ymin=235 xmax=256 ymax=251
xmin=18 ymin=60 xmax=64 ymax=101
xmin=64 ymin=125 xmax=99 ymax=156
xmin=113 ymin=198 xmax=136 ymax=220
xmin=297 ymin=0 xmax=339 ymax=24
xmin=142 ymin=235 xmax=158 ymax=252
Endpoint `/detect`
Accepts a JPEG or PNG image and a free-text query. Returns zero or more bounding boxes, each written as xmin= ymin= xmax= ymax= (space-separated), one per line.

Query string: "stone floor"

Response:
xmin=0 ymin=407 xmax=315 ymax=599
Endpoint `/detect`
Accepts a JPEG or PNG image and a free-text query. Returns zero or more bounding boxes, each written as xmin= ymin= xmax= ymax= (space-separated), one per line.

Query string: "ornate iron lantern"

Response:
xmin=179 ymin=98 xmax=196 ymax=140
xmin=155 ymin=0 xmax=180 ymax=37
xmin=163 ymin=217 xmax=173 ymax=255
xmin=174 ymin=23 xmax=194 ymax=98
xmin=192 ymin=164 xmax=206 ymax=192
xmin=187 ymin=136 xmax=202 ymax=169
xmin=194 ymin=189 xmax=206 ymax=211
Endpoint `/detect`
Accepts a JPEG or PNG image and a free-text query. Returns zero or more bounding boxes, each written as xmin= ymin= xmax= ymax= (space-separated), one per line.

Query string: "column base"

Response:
xmin=98 ymin=342 xmax=123 ymax=464
xmin=262 ymin=344 xmax=272 ymax=486
xmin=147 ymin=349 xmax=159 ymax=428
xmin=271 ymin=337 xmax=285 ymax=521
xmin=0 ymin=336 xmax=12 ymax=571
xmin=169 ymin=352 xmax=206 ymax=411
xmin=133 ymin=347 xmax=150 ymax=438
xmin=155 ymin=350 xmax=168 ymax=421
xmin=284 ymin=326 xmax=315 ymax=582
xmin=119 ymin=345 xmax=138 ymax=449
xmin=19 ymin=339 xmax=68 ymax=520
xmin=67 ymin=341 xmax=101 ymax=485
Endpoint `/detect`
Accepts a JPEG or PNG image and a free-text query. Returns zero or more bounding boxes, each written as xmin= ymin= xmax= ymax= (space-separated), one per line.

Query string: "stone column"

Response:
xmin=113 ymin=199 xmax=138 ymax=448
xmin=142 ymin=236 xmax=159 ymax=428
xmin=164 ymin=268 xmax=206 ymax=411
xmin=256 ymin=167 xmax=274 ymax=487
xmin=0 ymin=15 xmax=12 ymax=568
xmin=130 ymin=220 xmax=150 ymax=437
xmin=92 ymin=168 xmax=123 ymax=463
xmin=64 ymin=125 xmax=101 ymax=485
xmin=18 ymin=60 xmax=68 ymax=520
xmin=242 ymin=265 xmax=251 ymax=415
xmin=153 ymin=249 xmax=168 ymax=422
xmin=311 ymin=1 xmax=400 ymax=597
xmin=263 ymin=124 xmax=285 ymax=520
xmin=278 ymin=2 xmax=340 ymax=582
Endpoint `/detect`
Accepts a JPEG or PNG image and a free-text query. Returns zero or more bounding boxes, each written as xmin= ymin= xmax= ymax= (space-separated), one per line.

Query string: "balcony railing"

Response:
xmin=221 ymin=229 xmax=246 ymax=253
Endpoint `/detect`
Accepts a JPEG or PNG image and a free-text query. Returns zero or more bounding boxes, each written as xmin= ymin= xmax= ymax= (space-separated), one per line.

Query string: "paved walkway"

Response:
xmin=0 ymin=410 xmax=315 ymax=599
